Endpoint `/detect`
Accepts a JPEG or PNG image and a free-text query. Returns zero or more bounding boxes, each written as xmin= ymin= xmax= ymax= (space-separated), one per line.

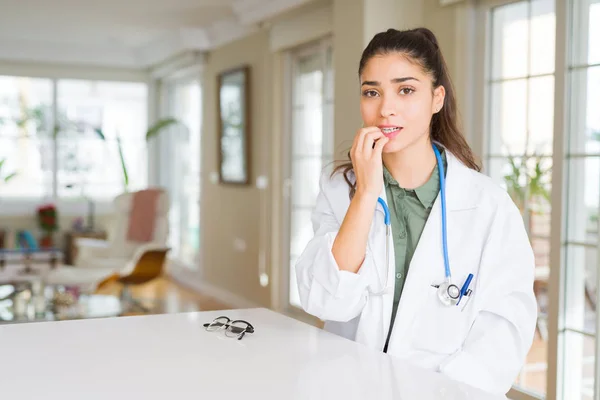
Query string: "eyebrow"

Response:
xmin=361 ymin=77 xmax=419 ymax=86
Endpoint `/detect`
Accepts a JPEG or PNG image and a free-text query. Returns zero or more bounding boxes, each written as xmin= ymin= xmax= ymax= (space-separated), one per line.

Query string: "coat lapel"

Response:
xmin=367 ymin=184 xmax=395 ymax=349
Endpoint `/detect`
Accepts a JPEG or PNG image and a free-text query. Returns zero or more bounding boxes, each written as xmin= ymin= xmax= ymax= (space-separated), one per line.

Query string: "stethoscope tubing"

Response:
xmin=434 ymin=144 xmax=452 ymax=282
xmin=372 ymin=143 xmax=451 ymax=295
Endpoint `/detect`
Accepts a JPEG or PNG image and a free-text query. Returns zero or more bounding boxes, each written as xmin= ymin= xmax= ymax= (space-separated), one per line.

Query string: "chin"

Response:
xmin=382 ymin=138 xmax=410 ymax=154
xmin=383 ymin=132 xmax=430 ymax=154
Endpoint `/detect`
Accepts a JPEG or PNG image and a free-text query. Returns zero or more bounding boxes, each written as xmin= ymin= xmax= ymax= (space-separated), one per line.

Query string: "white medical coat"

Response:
xmin=295 ymin=149 xmax=537 ymax=396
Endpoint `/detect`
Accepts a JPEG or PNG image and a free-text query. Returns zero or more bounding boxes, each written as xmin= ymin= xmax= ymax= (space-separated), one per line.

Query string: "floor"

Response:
xmin=515 ymin=333 xmax=548 ymax=396
xmin=94 ymin=275 xmax=231 ymax=315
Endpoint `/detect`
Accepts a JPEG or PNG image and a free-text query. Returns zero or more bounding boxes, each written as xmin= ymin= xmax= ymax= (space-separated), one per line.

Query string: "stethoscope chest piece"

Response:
xmin=437 ymin=282 xmax=461 ymax=306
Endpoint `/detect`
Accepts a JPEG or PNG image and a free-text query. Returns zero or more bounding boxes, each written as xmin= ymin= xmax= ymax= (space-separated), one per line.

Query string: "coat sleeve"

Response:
xmin=438 ymin=192 xmax=537 ymax=395
xmin=294 ymin=173 xmax=375 ymax=322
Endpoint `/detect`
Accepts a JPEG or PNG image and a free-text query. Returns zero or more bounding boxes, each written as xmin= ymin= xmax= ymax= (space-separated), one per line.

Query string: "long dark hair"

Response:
xmin=333 ymin=27 xmax=480 ymax=197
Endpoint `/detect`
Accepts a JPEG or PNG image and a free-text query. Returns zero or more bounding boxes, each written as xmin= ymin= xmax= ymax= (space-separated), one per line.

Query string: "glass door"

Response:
xmin=481 ymin=0 xmax=556 ymax=397
xmin=161 ymin=77 xmax=202 ymax=267
xmin=478 ymin=0 xmax=600 ymax=398
xmin=283 ymin=39 xmax=334 ymax=311
xmin=561 ymin=0 xmax=600 ymax=398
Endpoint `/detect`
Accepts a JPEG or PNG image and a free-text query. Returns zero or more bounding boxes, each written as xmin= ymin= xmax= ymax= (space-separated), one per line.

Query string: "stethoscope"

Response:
xmin=372 ymin=143 xmax=462 ymax=307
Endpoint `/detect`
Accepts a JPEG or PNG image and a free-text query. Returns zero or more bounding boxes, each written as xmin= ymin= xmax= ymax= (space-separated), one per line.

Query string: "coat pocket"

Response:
xmin=411 ymin=285 xmax=475 ymax=355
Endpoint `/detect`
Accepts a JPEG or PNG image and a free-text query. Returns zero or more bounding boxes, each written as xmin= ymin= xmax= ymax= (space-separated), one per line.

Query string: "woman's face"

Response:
xmin=359 ymin=52 xmax=445 ymax=154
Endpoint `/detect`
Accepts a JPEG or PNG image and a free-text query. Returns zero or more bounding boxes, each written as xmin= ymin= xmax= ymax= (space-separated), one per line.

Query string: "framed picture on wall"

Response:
xmin=217 ymin=65 xmax=250 ymax=185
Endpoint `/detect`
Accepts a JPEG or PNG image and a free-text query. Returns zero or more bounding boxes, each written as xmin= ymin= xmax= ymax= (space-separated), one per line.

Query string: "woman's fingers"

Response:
xmin=361 ymin=129 xmax=385 ymax=155
xmin=352 ymin=126 xmax=380 ymax=159
xmin=373 ymin=136 xmax=389 ymax=157
xmin=350 ymin=126 xmax=387 ymax=198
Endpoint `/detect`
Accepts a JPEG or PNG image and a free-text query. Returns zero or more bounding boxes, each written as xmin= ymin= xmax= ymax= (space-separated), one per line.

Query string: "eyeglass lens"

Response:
xmin=225 ymin=320 xmax=250 ymax=336
xmin=206 ymin=316 xmax=230 ymax=331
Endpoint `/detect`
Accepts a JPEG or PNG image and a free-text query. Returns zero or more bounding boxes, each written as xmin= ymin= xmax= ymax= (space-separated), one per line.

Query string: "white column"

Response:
xmin=51 ymin=79 xmax=58 ymax=199
xmin=453 ymin=2 xmax=477 ymax=147
xmin=363 ymin=0 xmax=400 ymax=45
xmin=146 ymin=78 xmax=160 ymax=188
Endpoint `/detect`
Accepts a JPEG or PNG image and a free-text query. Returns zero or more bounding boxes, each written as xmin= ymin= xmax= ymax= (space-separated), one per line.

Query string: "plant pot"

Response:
xmin=39 ymin=234 xmax=54 ymax=249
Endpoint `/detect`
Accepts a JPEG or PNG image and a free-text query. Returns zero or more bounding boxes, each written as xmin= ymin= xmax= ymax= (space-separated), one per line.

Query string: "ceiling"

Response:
xmin=0 ymin=0 xmax=310 ymax=69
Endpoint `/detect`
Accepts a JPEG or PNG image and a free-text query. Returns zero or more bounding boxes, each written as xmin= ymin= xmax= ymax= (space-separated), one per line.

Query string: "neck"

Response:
xmin=383 ymin=138 xmax=437 ymax=190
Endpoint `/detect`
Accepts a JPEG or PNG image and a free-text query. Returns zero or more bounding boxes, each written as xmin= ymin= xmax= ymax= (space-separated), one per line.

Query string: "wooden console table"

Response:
xmin=63 ymin=230 xmax=107 ymax=265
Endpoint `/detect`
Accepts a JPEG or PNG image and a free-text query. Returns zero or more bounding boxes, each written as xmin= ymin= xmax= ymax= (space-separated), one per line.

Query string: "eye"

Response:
xmin=399 ymin=87 xmax=415 ymax=95
xmin=362 ymin=89 xmax=379 ymax=97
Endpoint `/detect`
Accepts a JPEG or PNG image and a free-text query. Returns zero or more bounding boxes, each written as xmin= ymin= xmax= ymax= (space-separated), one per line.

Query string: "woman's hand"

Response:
xmin=350 ymin=127 xmax=389 ymax=198
xmin=331 ymin=127 xmax=388 ymax=273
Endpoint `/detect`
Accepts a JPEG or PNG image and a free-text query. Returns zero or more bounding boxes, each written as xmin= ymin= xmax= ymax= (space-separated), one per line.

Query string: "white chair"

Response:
xmin=74 ymin=189 xmax=169 ymax=270
xmin=44 ymin=243 xmax=169 ymax=294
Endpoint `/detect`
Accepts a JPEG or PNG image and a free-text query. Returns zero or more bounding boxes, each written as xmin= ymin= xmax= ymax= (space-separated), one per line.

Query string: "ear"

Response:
xmin=432 ymin=85 xmax=446 ymax=114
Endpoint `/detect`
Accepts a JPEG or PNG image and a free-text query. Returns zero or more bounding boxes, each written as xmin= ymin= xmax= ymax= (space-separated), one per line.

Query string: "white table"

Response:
xmin=0 ymin=308 xmax=507 ymax=400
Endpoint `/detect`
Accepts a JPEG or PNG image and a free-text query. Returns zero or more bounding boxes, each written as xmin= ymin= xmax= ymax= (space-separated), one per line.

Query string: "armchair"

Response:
xmin=95 ymin=246 xmax=170 ymax=313
xmin=74 ymin=189 xmax=169 ymax=270
xmin=45 ymin=243 xmax=169 ymax=295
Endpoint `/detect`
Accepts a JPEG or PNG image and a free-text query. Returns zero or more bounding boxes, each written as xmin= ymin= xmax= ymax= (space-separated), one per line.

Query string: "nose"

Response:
xmin=380 ymin=96 xmax=398 ymax=118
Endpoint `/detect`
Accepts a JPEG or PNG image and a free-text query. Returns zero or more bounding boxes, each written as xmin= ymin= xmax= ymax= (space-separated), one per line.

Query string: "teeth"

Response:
xmin=381 ymin=127 xmax=400 ymax=133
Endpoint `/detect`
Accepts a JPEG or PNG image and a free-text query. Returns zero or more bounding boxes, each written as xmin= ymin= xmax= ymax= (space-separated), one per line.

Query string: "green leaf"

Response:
xmin=0 ymin=159 xmax=17 ymax=183
xmin=53 ymin=124 xmax=60 ymax=139
xmin=116 ymin=136 xmax=129 ymax=189
xmin=145 ymin=117 xmax=179 ymax=140
xmin=94 ymin=128 xmax=106 ymax=141
xmin=503 ymin=155 xmax=525 ymax=203
xmin=31 ymin=107 xmax=45 ymax=128
xmin=15 ymin=117 xmax=27 ymax=129
xmin=3 ymin=172 xmax=16 ymax=183
xmin=14 ymin=106 xmax=45 ymax=129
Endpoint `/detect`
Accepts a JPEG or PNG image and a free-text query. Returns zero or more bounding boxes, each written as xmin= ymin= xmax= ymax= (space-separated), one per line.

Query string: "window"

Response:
xmin=485 ymin=0 xmax=556 ymax=396
xmin=159 ymin=78 xmax=202 ymax=266
xmin=0 ymin=76 xmax=53 ymax=198
xmin=57 ymin=80 xmax=148 ymax=199
xmin=0 ymin=76 xmax=148 ymax=203
xmin=481 ymin=0 xmax=600 ymax=398
xmin=562 ymin=0 xmax=600 ymax=398
xmin=285 ymin=39 xmax=334 ymax=309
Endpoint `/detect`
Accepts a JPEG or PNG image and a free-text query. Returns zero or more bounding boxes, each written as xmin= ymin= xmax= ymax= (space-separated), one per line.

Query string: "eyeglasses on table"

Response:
xmin=203 ymin=316 xmax=255 ymax=340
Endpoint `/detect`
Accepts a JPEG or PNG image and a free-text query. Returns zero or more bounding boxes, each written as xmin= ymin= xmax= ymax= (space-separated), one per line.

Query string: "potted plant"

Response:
xmin=503 ymin=152 xmax=552 ymax=235
xmin=37 ymin=203 xmax=59 ymax=248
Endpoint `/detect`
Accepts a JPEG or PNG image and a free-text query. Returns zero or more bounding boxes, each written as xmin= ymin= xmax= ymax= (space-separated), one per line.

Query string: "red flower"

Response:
xmin=37 ymin=203 xmax=59 ymax=232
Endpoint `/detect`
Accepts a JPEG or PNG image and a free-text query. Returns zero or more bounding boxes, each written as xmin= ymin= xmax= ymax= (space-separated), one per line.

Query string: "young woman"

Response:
xmin=295 ymin=28 xmax=536 ymax=395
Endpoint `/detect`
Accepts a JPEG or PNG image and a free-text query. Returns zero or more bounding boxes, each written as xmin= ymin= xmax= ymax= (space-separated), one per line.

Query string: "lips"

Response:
xmin=379 ymin=126 xmax=403 ymax=139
